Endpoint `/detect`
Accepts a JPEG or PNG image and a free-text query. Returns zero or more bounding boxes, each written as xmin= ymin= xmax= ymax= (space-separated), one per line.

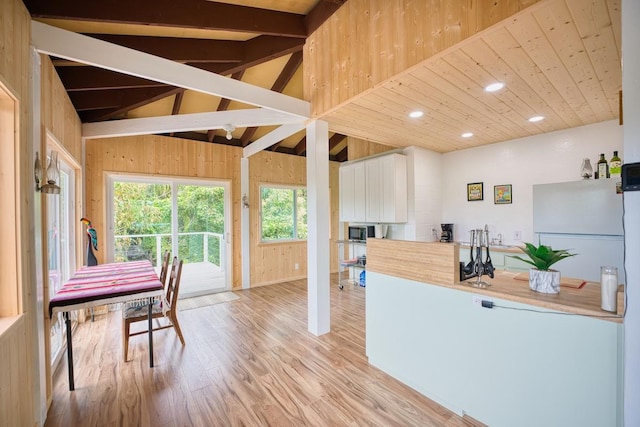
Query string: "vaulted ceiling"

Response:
xmin=24 ymin=0 xmax=349 ymax=160
xmin=24 ymin=0 xmax=622 ymax=162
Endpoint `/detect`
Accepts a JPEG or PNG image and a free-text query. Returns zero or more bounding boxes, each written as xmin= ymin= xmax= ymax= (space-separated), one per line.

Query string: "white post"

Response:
xmin=306 ymin=120 xmax=331 ymax=335
xmin=623 ymin=1 xmax=640 ymax=425
xmin=241 ymin=157 xmax=250 ymax=288
xmin=31 ymin=46 xmax=47 ymax=426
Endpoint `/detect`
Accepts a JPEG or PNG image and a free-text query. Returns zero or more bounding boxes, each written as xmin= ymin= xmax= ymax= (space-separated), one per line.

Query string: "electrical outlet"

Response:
xmin=294 ymin=263 xmax=299 ymax=270
xmin=513 ymin=230 xmax=522 ymax=241
xmin=473 ymin=296 xmax=482 ymax=306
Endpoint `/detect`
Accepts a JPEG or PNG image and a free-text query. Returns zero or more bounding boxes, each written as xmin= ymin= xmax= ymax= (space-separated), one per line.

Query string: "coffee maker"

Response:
xmin=440 ymin=223 xmax=454 ymax=243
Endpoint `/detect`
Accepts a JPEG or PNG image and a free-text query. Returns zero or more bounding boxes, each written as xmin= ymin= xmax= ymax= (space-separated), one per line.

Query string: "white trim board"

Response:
xmin=83 ymin=108 xmax=305 ymax=139
xmin=243 ymin=123 xmax=306 ymax=158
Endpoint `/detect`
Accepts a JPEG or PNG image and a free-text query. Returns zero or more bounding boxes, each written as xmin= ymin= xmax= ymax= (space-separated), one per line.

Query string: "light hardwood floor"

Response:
xmin=45 ymin=276 xmax=485 ymax=427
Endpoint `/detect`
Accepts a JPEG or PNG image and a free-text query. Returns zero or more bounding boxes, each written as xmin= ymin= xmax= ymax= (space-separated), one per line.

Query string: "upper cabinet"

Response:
xmin=339 ymin=161 xmax=366 ymax=222
xmin=340 ymin=153 xmax=407 ymax=223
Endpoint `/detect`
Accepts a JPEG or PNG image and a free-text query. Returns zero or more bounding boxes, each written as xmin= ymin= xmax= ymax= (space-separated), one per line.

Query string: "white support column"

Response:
xmin=30 ymin=46 xmax=46 ymax=426
xmin=306 ymin=120 xmax=331 ymax=336
xmin=623 ymin=1 xmax=640 ymax=425
xmin=241 ymin=157 xmax=251 ymax=289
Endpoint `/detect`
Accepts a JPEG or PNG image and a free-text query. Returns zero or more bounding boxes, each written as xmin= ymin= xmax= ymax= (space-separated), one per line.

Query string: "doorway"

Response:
xmin=107 ymin=175 xmax=232 ymax=297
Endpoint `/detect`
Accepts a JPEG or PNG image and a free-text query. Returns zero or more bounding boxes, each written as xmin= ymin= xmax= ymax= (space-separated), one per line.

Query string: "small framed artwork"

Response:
xmin=467 ymin=182 xmax=483 ymax=201
xmin=494 ymin=184 xmax=512 ymax=204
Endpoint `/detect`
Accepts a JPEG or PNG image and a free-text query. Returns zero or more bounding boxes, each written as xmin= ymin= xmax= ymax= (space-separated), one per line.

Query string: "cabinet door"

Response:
xmin=339 ymin=164 xmax=355 ymax=222
xmin=353 ymin=162 xmax=366 ymax=222
xmin=380 ymin=154 xmax=407 ymax=222
xmin=339 ymin=162 xmax=366 ymax=222
xmin=365 ymin=157 xmax=381 ymax=222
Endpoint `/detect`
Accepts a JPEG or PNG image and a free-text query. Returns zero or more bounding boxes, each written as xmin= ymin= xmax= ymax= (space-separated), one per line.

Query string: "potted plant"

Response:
xmin=511 ymin=242 xmax=577 ymax=294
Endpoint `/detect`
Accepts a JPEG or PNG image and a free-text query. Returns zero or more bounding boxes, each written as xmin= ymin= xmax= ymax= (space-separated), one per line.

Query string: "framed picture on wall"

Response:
xmin=467 ymin=182 xmax=483 ymax=201
xmin=494 ymin=184 xmax=512 ymax=204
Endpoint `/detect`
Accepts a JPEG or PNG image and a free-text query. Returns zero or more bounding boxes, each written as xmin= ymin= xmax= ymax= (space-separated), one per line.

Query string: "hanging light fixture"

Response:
xmin=222 ymin=124 xmax=235 ymax=140
xmin=35 ymin=150 xmax=61 ymax=194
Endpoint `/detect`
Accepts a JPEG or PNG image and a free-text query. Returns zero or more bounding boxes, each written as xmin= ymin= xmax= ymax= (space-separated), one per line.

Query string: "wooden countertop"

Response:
xmin=456 ymin=270 xmax=623 ymax=323
xmin=367 ymin=239 xmax=624 ymax=323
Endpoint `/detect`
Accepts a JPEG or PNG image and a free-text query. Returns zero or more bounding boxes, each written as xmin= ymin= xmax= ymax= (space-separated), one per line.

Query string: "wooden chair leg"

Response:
xmin=123 ymin=318 xmax=130 ymax=361
xmin=171 ymin=312 xmax=185 ymax=345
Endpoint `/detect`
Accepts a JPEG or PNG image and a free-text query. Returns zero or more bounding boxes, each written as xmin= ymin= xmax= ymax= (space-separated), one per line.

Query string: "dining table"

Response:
xmin=49 ymin=260 xmax=164 ymax=390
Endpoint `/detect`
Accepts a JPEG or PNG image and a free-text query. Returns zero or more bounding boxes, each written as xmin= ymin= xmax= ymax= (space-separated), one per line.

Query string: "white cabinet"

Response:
xmin=339 ymin=153 xmax=407 ymax=223
xmin=365 ymin=157 xmax=381 ymax=222
xmin=380 ymin=154 xmax=407 ymax=223
xmin=339 ymin=161 xmax=366 ymax=222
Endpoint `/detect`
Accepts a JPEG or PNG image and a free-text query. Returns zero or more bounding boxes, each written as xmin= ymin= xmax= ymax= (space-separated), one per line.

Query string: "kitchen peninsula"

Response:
xmin=365 ymin=239 xmax=623 ymax=427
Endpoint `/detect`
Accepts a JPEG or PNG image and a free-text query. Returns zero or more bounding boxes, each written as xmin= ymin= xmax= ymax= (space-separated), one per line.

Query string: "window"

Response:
xmin=260 ymin=186 xmax=307 ymax=241
xmin=0 ymin=79 xmax=19 ymax=320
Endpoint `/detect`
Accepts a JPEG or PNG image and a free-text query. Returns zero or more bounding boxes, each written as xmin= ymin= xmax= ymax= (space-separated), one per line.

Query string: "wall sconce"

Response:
xmin=242 ymin=194 xmax=249 ymax=209
xmin=35 ymin=150 xmax=61 ymax=194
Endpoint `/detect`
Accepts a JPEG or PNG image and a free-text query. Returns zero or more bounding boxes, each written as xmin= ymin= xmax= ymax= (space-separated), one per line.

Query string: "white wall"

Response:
xmin=390 ymin=146 xmax=442 ymax=241
xmin=622 ymin=0 xmax=640 ymax=424
xmin=441 ymin=120 xmax=622 ymax=245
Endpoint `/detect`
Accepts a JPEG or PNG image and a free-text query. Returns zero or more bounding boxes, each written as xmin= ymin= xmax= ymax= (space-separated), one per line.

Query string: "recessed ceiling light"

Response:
xmin=409 ymin=110 xmax=424 ymax=118
xmin=484 ymin=82 xmax=504 ymax=92
xmin=528 ymin=115 xmax=545 ymax=122
xmin=461 ymin=132 xmax=474 ymax=138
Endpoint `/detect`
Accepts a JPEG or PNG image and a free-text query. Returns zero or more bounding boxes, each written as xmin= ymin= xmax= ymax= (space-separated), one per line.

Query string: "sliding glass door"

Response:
xmin=109 ymin=175 xmax=231 ymax=297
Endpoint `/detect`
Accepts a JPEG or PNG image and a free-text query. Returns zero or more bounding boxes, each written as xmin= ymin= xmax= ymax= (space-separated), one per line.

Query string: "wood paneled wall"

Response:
xmin=347 ymin=136 xmax=396 ymax=161
xmin=304 ymin=0 xmax=541 ymax=117
xmin=41 ymin=56 xmax=83 ymax=162
xmin=85 ymin=135 xmax=244 ymax=288
xmin=0 ymin=0 xmax=36 ymax=425
xmin=249 ymin=151 xmax=340 ymax=286
xmin=85 ymin=137 xmax=340 ymax=289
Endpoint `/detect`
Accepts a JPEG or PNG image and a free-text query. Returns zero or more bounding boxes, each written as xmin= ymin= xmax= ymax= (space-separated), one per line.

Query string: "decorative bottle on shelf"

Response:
xmin=596 ymin=153 xmax=608 ymax=179
xmin=609 ymin=151 xmax=622 ymax=178
xmin=580 ymin=158 xmax=593 ymax=179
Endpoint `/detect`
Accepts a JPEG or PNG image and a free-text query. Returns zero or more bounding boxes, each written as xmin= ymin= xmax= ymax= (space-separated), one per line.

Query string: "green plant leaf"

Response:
xmin=511 ymin=242 xmax=576 ymax=271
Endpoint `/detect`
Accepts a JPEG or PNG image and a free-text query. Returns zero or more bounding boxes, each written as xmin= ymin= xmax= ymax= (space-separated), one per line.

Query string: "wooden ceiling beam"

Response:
xmin=68 ymin=86 xmax=174 ymax=111
xmin=24 ymin=0 xmax=307 ymax=38
xmin=86 ymin=35 xmax=245 ymax=63
xmin=293 ymin=137 xmax=307 ymax=156
xmin=171 ymin=90 xmax=185 ymax=116
xmin=81 ymin=87 xmax=182 ymax=122
xmin=305 ymin=0 xmax=348 ymax=35
xmin=329 ymin=133 xmax=347 ymax=150
xmin=191 ymin=36 xmax=304 ymax=76
xmin=336 ymin=146 xmax=348 ymax=162
xmin=57 ymin=67 xmax=166 ymax=91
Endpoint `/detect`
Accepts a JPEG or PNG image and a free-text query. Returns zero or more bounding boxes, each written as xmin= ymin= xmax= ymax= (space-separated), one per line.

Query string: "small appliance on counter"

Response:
xmin=348 ymin=225 xmax=376 ymax=241
xmin=440 ymin=223 xmax=454 ymax=243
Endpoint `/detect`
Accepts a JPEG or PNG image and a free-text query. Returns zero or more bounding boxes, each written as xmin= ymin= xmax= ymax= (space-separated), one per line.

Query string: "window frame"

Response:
xmin=259 ymin=184 xmax=307 ymax=243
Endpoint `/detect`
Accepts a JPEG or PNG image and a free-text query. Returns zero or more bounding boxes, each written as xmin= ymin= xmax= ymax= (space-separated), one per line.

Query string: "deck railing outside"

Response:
xmin=114 ymin=231 xmax=224 ymax=269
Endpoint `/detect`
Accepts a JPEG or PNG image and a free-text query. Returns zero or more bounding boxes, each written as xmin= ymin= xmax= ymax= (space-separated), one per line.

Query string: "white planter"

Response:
xmin=529 ymin=268 xmax=561 ymax=294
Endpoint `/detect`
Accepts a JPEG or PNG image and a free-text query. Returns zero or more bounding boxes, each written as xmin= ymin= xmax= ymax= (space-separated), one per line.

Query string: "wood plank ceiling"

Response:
xmin=24 ymin=0 xmax=349 ymax=159
xmin=25 ymin=0 xmax=621 ymax=160
xmin=318 ymin=0 xmax=622 ymax=154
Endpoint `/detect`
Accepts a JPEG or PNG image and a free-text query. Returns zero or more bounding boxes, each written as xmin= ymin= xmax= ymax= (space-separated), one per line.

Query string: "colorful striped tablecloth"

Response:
xmin=49 ymin=260 xmax=164 ymax=316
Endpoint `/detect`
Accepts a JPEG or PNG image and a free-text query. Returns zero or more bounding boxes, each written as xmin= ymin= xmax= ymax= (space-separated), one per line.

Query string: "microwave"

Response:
xmin=348 ymin=226 xmax=375 ymax=241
